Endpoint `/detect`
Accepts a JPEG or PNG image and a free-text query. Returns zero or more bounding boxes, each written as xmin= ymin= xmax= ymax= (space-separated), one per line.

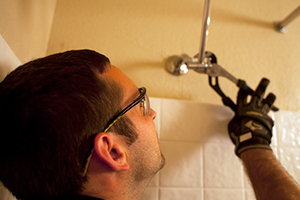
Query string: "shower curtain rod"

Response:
xmin=274 ymin=5 xmax=300 ymax=33
xmin=198 ymin=0 xmax=211 ymax=64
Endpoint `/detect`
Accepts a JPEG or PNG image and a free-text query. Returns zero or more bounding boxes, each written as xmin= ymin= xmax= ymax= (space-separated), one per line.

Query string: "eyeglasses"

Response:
xmin=82 ymin=87 xmax=150 ymax=176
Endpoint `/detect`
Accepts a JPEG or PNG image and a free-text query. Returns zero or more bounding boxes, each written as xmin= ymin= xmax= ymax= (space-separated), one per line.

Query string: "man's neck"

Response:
xmin=80 ymin=173 xmax=147 ymax=200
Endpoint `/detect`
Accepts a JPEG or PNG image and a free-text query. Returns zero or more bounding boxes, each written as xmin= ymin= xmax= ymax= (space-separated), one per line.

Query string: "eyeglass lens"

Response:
xmin=141 ymin=93 xmax=150 ymax=116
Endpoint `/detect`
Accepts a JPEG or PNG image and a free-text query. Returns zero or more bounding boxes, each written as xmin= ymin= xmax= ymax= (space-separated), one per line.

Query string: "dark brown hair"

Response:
xmin=0 ymin=49 xmax=137 ymax=200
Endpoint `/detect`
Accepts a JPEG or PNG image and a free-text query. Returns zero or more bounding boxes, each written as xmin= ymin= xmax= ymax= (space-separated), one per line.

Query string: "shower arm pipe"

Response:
xmin=275 ymin=5 xmax=300 ymax=33
xmin=198 ymin=0 xmax=212 ymax=64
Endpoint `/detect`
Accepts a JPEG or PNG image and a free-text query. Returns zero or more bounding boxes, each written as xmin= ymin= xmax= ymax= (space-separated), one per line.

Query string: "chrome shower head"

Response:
xmin=165 ymin=54 xmax=193 ymax=75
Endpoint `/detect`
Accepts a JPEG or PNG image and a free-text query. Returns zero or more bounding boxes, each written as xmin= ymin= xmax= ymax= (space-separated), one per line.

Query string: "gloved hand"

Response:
xmin=228 ymin=78 xmax=276 ymax=157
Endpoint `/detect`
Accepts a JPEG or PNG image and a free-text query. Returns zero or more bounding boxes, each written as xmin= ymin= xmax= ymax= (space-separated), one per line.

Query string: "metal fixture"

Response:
xmin=274 ymin=5 xmax=300 ymax=33
xmin=165 ymin=0 xmax=278 ymax=111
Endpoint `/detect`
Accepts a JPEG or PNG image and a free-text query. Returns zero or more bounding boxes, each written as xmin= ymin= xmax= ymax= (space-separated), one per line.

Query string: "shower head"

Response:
xmin=165 ymin=52 xmax=218 ymax=76
xmin=165 ymin=54 xmax=193 ymax=75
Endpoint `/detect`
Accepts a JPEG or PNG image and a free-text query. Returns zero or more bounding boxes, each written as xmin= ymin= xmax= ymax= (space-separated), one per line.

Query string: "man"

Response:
xmin=0 ymin=49 xmax=299 ymax=200
xmin=0 ymin=49 xmax=164 ymax=200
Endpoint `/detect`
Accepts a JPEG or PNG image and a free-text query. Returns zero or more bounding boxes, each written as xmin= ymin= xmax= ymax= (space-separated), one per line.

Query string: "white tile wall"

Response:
xmin=142 ymin=97 xmax=300 ymax=200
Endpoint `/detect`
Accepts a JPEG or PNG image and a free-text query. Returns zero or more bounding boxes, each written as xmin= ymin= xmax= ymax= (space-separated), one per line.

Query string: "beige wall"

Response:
xmin=2 ymin=0 xmax=300 ymax=112
xmin=0 ymin=0 xmax=57 ymax=63
xmin=47 ymin=0 xmax=300 ymax=112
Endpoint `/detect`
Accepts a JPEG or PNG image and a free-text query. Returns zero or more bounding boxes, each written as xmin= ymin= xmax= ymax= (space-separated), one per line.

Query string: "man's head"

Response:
xmin=0 ymin=49 xmax=164 ymax=200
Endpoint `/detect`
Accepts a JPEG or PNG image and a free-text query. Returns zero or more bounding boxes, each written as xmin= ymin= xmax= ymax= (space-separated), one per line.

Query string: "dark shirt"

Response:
xmin=50 ymin=194 xmax=103 ymax=200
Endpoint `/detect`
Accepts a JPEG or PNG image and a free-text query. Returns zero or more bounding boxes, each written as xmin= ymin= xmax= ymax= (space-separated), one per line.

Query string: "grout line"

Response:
xmin=200 ymin=143 xmax=204 ymax=200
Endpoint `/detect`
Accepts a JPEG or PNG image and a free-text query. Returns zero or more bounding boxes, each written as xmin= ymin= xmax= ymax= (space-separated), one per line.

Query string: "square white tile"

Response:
xmin=199 ymin=104 xmax=234 ymax=144
xmin=159 ymin=141 xmax=202 ymax=187
xmin=160 ymin=99 xmax=205 ymax=142
xmin=203 ymin=144 xmax=243 ymax=188
xmin=204 ymin=189 xmax=243 ymax=200
xmin=275 ymin=110 xmax=300 ymax=148
xmin=160 ymin=188 xmax=202 ymax=200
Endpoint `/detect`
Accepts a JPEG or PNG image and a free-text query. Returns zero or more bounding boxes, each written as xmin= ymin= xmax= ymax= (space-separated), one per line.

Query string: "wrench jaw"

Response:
xmin=186 ymin=51 xmax=238 ymax=85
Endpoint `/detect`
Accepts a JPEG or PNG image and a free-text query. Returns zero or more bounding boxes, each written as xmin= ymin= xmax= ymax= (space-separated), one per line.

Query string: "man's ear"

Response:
xmin=93 ymin=132 xmax=129 ymax=171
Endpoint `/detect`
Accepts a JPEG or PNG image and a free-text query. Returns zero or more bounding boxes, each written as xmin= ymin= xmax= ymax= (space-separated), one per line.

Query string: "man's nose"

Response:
xmin=150 ymin=108 xmax=156 ymax=120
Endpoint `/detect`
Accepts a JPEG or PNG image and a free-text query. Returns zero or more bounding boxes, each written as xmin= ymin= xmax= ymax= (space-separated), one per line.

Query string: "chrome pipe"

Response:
xmin=274 ymin=5 xmax=300 ymax=33
xmin=198 ymin=0 xmax=212 ymax=64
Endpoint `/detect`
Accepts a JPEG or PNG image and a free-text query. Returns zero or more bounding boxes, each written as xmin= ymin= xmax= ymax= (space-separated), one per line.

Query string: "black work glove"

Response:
xmin=228 ymin=78 xmax=276 ymax=157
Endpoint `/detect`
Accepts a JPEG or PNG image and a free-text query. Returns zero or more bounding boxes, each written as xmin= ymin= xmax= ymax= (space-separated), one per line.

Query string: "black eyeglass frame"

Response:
xmin=103 ymin=87 xmax=148 ymax=133
xmin=82 ymin=87 xmax=149 ymax=176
